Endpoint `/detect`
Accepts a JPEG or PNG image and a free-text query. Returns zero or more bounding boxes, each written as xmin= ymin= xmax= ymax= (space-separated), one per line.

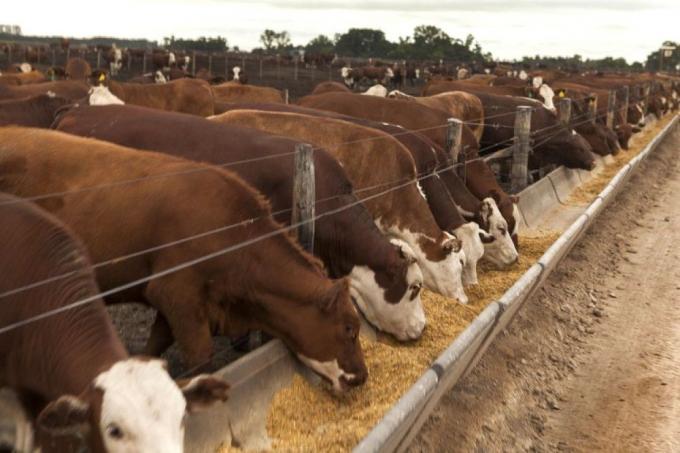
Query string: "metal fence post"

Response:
xmin=606 ymin=89 xmax=617 ymax=129
xmin=142 ymin=51 xmax=147 ymax=74
xmin=643 ymin=83 xmax=651 ymax=114
xmin=621 ymin=86 xmax=630 ymax=124
xmin=294 ymin=59 xmax=298 ymax=81
xmin=208 ymin=54 xmax=213 ymax=73
xmin=259 ymin=57 xmax=263 ymax=79
xmin=96 ymin=49 xmax=102 ymax=69
xmin=7 ymin=45 xmax=11 ymax=64
xmin=284 ymin=88 xmax=289 ymax=105
xmin=66 ymin=48 xmax=70 ymax=61
xmin=588 ymin=93 xmax=598 ymax=123
xmin=224 ymin=53 xmax=229 ymax=78
xmin=558 ymin=97 xmax=572 ymax=127
xmin=510 ymin=106 xmax=532 ymax=193
xmin=191 ymin=50 xmax=196 ymax=76
xmin=241 ymin=55 xmax=246 ymax=71
xmin=51 ymin=48 xmax=56 ymax=67
xmin=127 ymin=50 xmax=132 ymax=71
xmin=277 ymin=56 xmax=281 ymax=79
xmin=36 ymin=46 xmax=41 ymax=65
xmin=292 ymin=143 xmax=316 ymax=252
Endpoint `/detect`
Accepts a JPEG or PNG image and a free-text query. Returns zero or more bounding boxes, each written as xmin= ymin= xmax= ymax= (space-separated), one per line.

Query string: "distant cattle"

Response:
xmin=0 ymin=80 xmax=90 ymax=101
xmin=341 ymin=66 xmax=394 ymax=88
xmin=64 ymin=57 xmax=92 ymax=80
xmin=94 ymin=75 xmax=214 ymax=116
xmin=0 ymin=94 xmax=71 ymax=128
xmin=212 ymin=82 xmax=284 ymax=104
xmin=55 ymin=104 xmax=427 ymax=341
xmin=298 ymin=92 xmax=480 ymax=158
xmin=311 ymin=81 xmax=351 ymax=95
xmin=0 ymin=191 xmax=229 ymax=453
xmin=212 ymin=109 xmax=469 ymax=303
xmin=0 ymin=127 xmax=368 ymax=391
xmin=0 ymin=71 xmax=47 ymax=86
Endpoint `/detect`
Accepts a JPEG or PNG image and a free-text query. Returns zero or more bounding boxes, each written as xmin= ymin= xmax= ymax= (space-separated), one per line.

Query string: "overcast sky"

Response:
xmin=5 ymin=0 xmax=678 ymax=62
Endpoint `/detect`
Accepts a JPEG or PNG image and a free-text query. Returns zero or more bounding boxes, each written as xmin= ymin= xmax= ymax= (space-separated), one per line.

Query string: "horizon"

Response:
xmin=4 ymin=0 xmax=679 ymax=63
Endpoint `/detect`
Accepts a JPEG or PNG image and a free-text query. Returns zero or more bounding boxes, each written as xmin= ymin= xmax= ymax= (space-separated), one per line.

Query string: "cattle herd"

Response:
xmin=0 ymin=46 xmax=678 ymax=452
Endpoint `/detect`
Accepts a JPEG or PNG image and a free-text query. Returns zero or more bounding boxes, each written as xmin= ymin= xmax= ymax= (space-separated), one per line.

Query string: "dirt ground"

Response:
xmin=410 ymin=126 xmax=680 ymax=453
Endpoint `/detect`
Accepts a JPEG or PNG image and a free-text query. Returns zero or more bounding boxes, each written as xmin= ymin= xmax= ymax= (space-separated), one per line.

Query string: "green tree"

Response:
xmin=645 ymin=41 xmax=679 ymax=71
xmin=305 ymin=34 xmax=335 ymax=53
xmin=274 ymin=31 xmax=292 ymax=50
xmin=334 ymin=28 xmax=394 ymax=58
xmin=260 ymin=29 xmax=277 ymax=51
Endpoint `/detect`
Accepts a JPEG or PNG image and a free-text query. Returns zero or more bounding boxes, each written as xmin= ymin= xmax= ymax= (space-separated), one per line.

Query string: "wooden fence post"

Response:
xmin=643 ymin=83 xmax=651 ymax=114
xmin=259 ymin=57 xmax=263 ymax=79
xmin=284 ymin=88 xmax=289 ymax=105
xmin=142 ymin=51 xmax=147 ymax=73
xmin=277 ymin=56 xmax=281 ymax=79
xmin=292 ymin=143 xmax=316 ymax=252
xmin=7 ymin=45 xmax=11 ymax=64
xmin=588 ymin=93 xmax=598 ymax=123
xmin=621 ymin=86 xmax=630 ymax=124
xmin=208 ymin=54 xmax=213 ymax=73
xmin=445 ymin=118 xmax=464 ymax=180
xmin=294 ymin=59 xmax=298 ymax=81
xmin=224 ymin=53 xmax=229 ymax=77
xmin=36 ymin=46 xmax=41 ymax=64
xmin=66 ymin=48 xmax=70 ymax=61
xmin=191 ymin=50 xmax=196 ymax=76
xmin=606 ymin=89 xmax=617 ymax=129
xmin=51 ymin=49 xmax=56 ymax=67
xmin=96 ymin=49 xmax=101 ymax=69
xmin=558 ymin=97 xmax=572 ymax=127
xmin=241 ymin=55 xmax=246 ymax=71
xmin=510 ymin=106 xmax=532 ymax=193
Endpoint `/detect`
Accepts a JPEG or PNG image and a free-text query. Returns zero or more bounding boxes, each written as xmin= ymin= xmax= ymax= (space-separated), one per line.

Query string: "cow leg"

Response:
xmin=144 ymin=312 xmax=174 ymax=357
xmin=144 ymin=275 xmax=213 ymax=371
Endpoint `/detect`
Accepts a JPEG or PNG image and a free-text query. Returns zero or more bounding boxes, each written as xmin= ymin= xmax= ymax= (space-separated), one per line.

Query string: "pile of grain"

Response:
xmin=568 ymin=115 xmax=675 ymax=205
xmin=257 ymin=232 xmax=560 ymax=452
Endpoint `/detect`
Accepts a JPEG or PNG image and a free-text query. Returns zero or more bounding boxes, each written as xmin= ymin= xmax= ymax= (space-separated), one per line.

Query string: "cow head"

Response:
xmin=387 ymin=90 xmax=414 ymax=100
xmin=536 ymin=127 xmax=595 ymax=170
xmin=232 ymin=66 xmax=241 ymax=81
xmin=154 ymin=70 xmax=167 ymax=84
xmin=362 ymin=84 xmax=388 ymax=97
xmin=412 ymin=231 xmax=467 ymax=304
xmin=453 ymin=222 xmax=485 ymax=286
xmin=291 ymin=279 xmax=368 ymax=392
xmin=476 ymin=197 xmax=519 ymax=268
xmin=340 ymin=67 xmax=354 ymax=88
xmin=627 ymin=102 xmax=646 ymax=128
xmin=88 ymin=86 xmax=124 ymax=105
xmin=349 ymin=239 xmax=425 ymax=341
xmin=36 ymin=358 xmax=228 ymax=453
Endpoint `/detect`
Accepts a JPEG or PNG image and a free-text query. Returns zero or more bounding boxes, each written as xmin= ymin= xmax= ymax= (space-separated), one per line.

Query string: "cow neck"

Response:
xmin=15 ymin=290 xmax=126 ymax=401
xmin=438 ymin=168 xmax=482 ymax=216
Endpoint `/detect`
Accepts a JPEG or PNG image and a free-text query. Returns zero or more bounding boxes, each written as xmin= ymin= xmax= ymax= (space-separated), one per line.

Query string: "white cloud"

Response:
xmin=4 ymin=0 xmax=678 ymax=62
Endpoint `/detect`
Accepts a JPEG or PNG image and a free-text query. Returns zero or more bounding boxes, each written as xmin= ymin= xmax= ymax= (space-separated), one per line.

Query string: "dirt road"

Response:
xmin=410 ymin=126 xmax=680 ymax=453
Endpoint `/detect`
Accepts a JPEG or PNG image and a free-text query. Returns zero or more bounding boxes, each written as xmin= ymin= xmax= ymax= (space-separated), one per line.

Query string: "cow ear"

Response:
xmin=480 ymin=199 xmax=493 ymax=222
xmin=37 ymin=395 xmax=91 ymax=436
xmin=319 ymin=279 xmax=349 ymax=312
xmin=510 ymin=195 xmax=519 ymax=204
xmin=442 ymin=235 xmax=462 ymax=254
xmin=397 ymin=245 xmax=417 ymax=265
xmin=178 ymin=375 xmax=230 ymax=413
xmin=479 ymin=230 xmax=495 ymax=244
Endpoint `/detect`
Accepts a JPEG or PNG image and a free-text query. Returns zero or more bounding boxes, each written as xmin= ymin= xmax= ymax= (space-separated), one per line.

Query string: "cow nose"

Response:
xmin=342 ymin=368 xmax=368 ymax=388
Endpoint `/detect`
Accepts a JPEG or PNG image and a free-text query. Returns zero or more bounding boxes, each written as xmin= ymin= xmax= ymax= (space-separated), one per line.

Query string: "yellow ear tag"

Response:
xmin=559 ymin=91 xmax=565 ymax=98
xmin=99 ymin=73 xmax=106 ymax=82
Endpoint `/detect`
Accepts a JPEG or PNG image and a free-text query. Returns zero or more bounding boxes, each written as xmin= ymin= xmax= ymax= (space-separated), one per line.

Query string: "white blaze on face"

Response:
xmin=453 ymin=222 xmax=484 ymax=286
xmin=168 ymin=52 xmax=176 ymax=66
xmin=88 ymin=86 xmax=125 ymax=105
xmin=385 ymin=68 xmax=394 ymax=79
xmin=376 ymin=219 xmax=467 ymax=303
xmin=484 ymin=68 xmax=491 ymax=74
xmin=232 ymin=66 xmax=241 ymax=81
xmin=362 ymin=84 xmax=387 ymax=97
xmin=539 ymin=83 xmax=555 ymax=111
xmin=19 ymin=63 xmax=32 ymax=73
xmin=479 ymin=198 xmax=519 ymax=268
xmin=95 ymin=359 xmax=186 ymax=453
xmin=507 ymin=70 xmax=513 ymax=77
xmin=296 ymin=355 xmax=355 ymax=393
xmin=154 ymin=70 xmax=167 ymax=84
xmin=341 ymin=67 xmax=351 ymax=79
xmin=532 ymin=76 xmax=543 ymax=89
xmin=415 ymin=68 xmax=421 ymax=79
xmin=519 ymin=70 xmax=528 ymax=81
xmin=348 ymin=239 xmax=425 ymax=341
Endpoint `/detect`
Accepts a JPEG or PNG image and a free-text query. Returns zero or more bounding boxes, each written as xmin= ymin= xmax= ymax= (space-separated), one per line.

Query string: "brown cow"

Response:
xmin=0 ymin=71 xmax=47 ymax=86
xmin=54 ymin=104 xmax=426 ymax=341
xmin=0 ymin=94 xmax=71 ymax=128
xmin=213 ymin=102 xmax=520 ymax=279
xmin=212 ymin=110 xmax=468 ymax=303
xmin=64 ymin=58 xmax=92 ymax=80
xmin=387 ymin=90 xmax=485 ymax=143
xmin=0 ymin=192 xmax=228 ymax=453
xmin=311 ymin=81 xmax=351 ymax=95
xmin=0 ymin=127 xmax=367 ymax=392
xmin=0 ymin=80 xmax=90 ymax=101
xmin=298 ymin=92 xmax=480 ymax=158
xmin=93 ymin=76 xmax=214 ymax=116
xmin=211 ymin=82 xmax=283 ymax=104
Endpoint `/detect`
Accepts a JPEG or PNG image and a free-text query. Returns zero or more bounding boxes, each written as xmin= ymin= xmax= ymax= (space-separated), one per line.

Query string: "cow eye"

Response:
xmin=106 ymin=423 xmax=125 ymax=440
xmin=345 ymin=324 xmax=357 ymax=341
xmin=498 ymin=227 xmax=507 ymax=235
xmin=409 ymin=282 xmax=422 ymax=300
